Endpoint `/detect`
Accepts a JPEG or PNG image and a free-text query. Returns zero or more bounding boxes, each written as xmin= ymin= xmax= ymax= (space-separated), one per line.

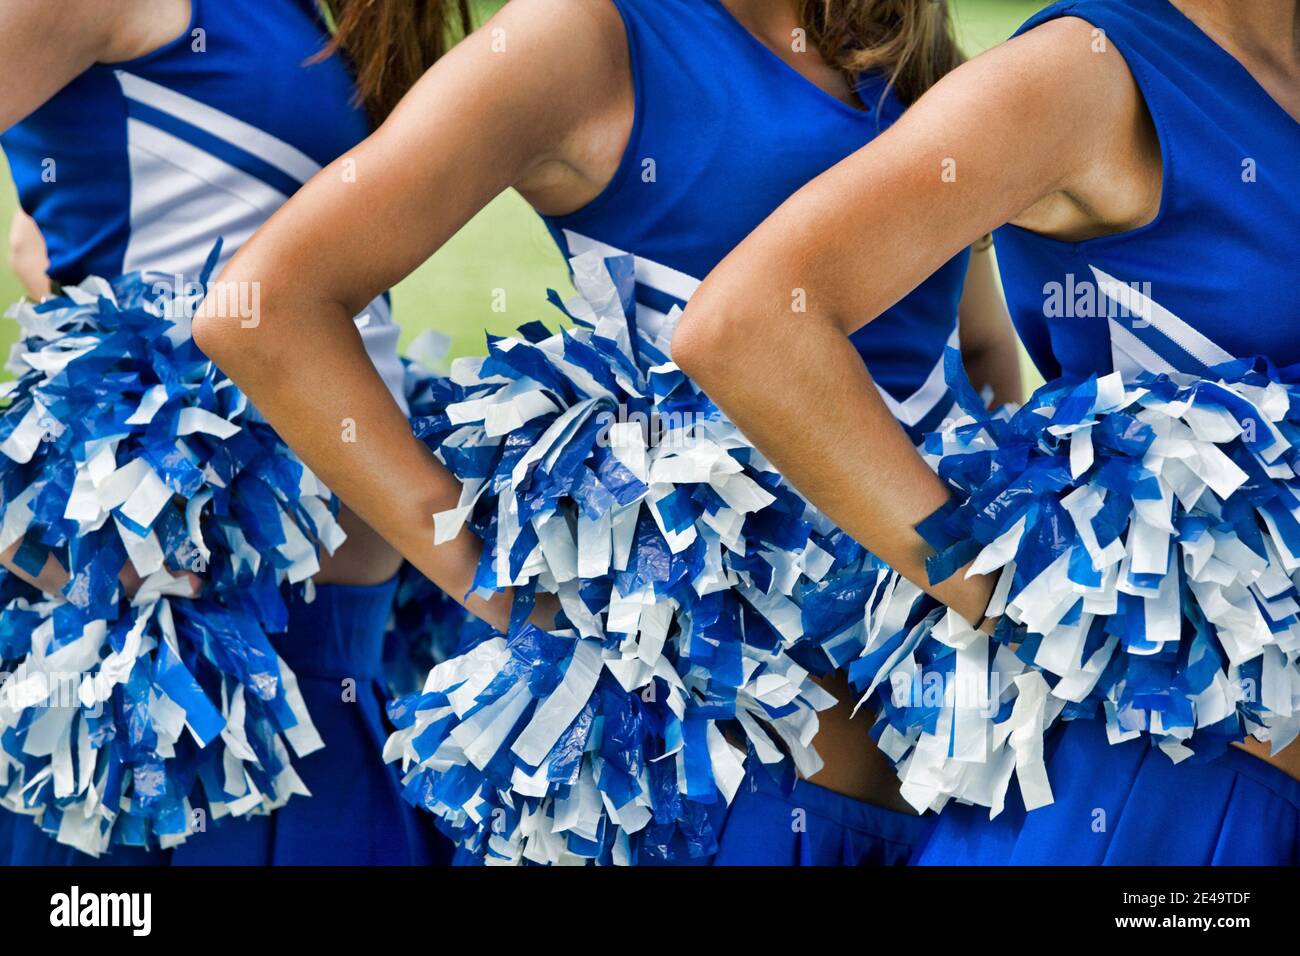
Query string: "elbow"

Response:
xmin=192 ymin=281 xmax=246 ymax=371
xmin=671 ymin=276 xmax=747 ymax=390
xmin=668 ymin=301 xmax=715 ymax=384
xmin=192 ymin=266 xmax=279 ymax=377
xmin=190 ymin=295 xmax=224 ymax=364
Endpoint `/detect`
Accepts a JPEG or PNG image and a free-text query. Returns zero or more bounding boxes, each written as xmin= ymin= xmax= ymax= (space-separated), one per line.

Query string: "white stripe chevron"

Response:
xmin=875 ymin=329 xmax=961 ymax=427
xmin=1092 ymin=265 xmax=1234 ymax=371
xmin=115 ymin=70 xmax=322 ymax=184
xmin=113 ymin=73 xmax=403 ymax=409
xmin=1108 ymin=318 xmax=1177 ymax=379
xmin=121 ymin=119 xmax=286 ymax=278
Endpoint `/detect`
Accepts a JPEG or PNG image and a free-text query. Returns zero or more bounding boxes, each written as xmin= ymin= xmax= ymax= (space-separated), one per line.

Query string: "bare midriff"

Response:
xmin=805 ymin=672 xmax=917 ymax=815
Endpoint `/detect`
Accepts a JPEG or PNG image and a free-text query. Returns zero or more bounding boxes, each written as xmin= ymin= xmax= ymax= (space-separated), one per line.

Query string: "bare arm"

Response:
xmin=193 ymin=0 xmax=629 ymax=630
xmin=673 ymin=19 xmax=1153 ymax=623
xmin=0 ymin=0 xmax=128 ymax=591
xmin=958 ymin=242 xmax=1022 ymax=406
xmin=0 ymin=0 xmax=140 ymax=130
xmin=8 ymin=210 xmax=50 ymax=299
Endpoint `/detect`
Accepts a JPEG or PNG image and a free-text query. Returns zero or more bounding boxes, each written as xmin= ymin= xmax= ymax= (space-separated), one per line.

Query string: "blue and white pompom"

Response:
xmin=0 ymin=249 xmax=344 ymax=856
xmin=858 ymin=349 xmax=1300 ymax=816
xmin=383 ymin=347 xmax=493 ymax=695
xmin=386 ymin=252 xmax=895 ymax=864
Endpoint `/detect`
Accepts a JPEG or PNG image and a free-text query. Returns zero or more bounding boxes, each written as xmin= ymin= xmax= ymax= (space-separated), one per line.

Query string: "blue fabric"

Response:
xmin=5 ymin=822 xmax=168 ymax=868
xmin=0 ymin=811 xmax=13 ymax=865
xmin=937 ymin=0 xmax=1300 ymax=864
xmin=451 ymin=772 xmax=928 ymax=867
xmin=1 ymin=65 xmax=132 ymax=284
xmin=0 ymin=0 xmax=370 ymax=285
xmin=685 ymin=772 xmax=929 ymax=866
xmin=4 ymin=580 xmax=452 ymax=866
xmin=169 ymin=579 xmax=452 ymax=866
xmin=541 ymin=0 xmax=969 ymax=411
xmin=995 ymin=0 xmax=1300 ymax=381
xmin=915 ymin=718 xmax=1300 ymax=865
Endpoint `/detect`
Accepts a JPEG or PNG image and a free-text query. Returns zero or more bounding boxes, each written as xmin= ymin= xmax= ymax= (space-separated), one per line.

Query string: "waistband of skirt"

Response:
xmin=747 ymin=769 xmax=930 ymax=847
xmin=271 ymin=576 xmax=399 ymax=683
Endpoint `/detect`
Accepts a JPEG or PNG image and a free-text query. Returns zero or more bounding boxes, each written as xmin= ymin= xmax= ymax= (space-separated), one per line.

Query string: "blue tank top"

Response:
xmin=543 ymin=0 xmax=971 ymax=438
xmin=0 ymin=0 xmax=406 ymax=406
xmin=995 ymin=0 xmax=1300 ymax=382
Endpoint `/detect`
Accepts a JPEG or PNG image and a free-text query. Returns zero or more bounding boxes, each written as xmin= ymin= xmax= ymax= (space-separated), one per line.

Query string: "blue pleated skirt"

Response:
xmin=0 ymin=811 xmax=14 ymax=865
xmin=4 ymin=579 xmax=451 ymax=866
xmin=452 ymin=770 xmax=929 ymax=866
xmin=696 ymin=770 xmax=930 ymax=866
xmin=916 ymin=717 xmax=1300 ymax=865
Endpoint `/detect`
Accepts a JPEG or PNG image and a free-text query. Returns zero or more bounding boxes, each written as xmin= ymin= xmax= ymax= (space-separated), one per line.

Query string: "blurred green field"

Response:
xmin=0 ymin=0 xmax=1047 ymax=370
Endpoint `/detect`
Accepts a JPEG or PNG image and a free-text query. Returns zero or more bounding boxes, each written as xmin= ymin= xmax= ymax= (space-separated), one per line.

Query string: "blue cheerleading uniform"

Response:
xmin=513 ymin=0 xmax=968 ymax=866
xmin=920 ymin=720 xmax=1300 ymax=865
xmin=916 ymin=0 xmax=1300 ymax=866
xmin=169 ymin=580 xmax=440 ymax=865
xmin=2 ymin=0 xmax=403 ymax=408
xmin=1 ymin=0 xmax=406 ymax=408
xmin=544 ymin=0 xmax=970 ymax=446
xmin=995 ymin=0 xmax=1300 ymax=382
xmin=452 ymin=768 xmax=927 ymax=868
xmin=0 ymin=0 xmax=444 ymax=865
xmin=5 ymin=578 xmax=447 ymax=867
xmin=685 ymin=770 xmax=927 ymax=867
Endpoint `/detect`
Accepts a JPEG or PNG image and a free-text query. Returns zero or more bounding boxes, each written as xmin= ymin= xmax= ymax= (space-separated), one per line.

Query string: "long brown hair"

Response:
xmin=314 ymin=0 xmax=473 ymax=125
xmin=800 ymin=0 xmax=963 ymax=105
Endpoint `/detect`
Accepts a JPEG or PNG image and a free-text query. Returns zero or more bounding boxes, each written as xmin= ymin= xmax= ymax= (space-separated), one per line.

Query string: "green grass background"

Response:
xmin=0 ymin=0 xmax=1047 ymax=373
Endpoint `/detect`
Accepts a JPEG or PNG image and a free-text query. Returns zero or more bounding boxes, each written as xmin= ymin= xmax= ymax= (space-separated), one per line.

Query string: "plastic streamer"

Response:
xmin=385 ymin=252 xmax=899 ymax=864
xmin=385 ymin=354 xmax=495 ymax=695
xmin=858 ymin=348 xmax=1300 ymax=817
xmin=0 ymin=249 xmax=345 ymax=855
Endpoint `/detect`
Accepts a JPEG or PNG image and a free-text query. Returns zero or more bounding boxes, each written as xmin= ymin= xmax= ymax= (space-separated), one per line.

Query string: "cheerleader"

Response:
xmin=0 ymin=0 xmax=471 ymax=864
xmin=673 ymin=0 xmax=1300 ymax=863
xmin=194 ymin=0 xmax=1021 ymax=865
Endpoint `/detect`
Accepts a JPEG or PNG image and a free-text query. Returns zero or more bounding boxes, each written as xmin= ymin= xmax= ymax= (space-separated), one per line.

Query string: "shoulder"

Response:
xmin=480 ymin=0 xmax=628 ymax=62
xmin=3 ymin=0 xmax=193 ymax=63
xmin=0 ymin=0 xmax=141 ymax=127
xmin=1020 ymin=14 xmax=1145 ymax=91
xmin=451 ymin=0 xmax=633 ymax=147
xmin=439 ymin=0 xmax=630 ymax=120
xmin=937 ymin=16 xmax=1143 ymax=120
xmin=475 ymin=0 xmax=633 ymax=211
xmin=903 ymin=14 xmax=1150 ymax=183
xmin=1 ymin=0 xmax=125 ymax=54
xmin=922 ymin=15 xmax=1158 ymax=237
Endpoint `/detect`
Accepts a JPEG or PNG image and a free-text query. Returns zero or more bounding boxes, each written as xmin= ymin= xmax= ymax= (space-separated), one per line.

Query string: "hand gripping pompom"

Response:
xmin=857 ymin=349 xmax=1300 ymax=817
xmin=385 ymin=252 xmax=900 ymax=864
xmin=0 ymin=248 xmax=346 ymax=856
